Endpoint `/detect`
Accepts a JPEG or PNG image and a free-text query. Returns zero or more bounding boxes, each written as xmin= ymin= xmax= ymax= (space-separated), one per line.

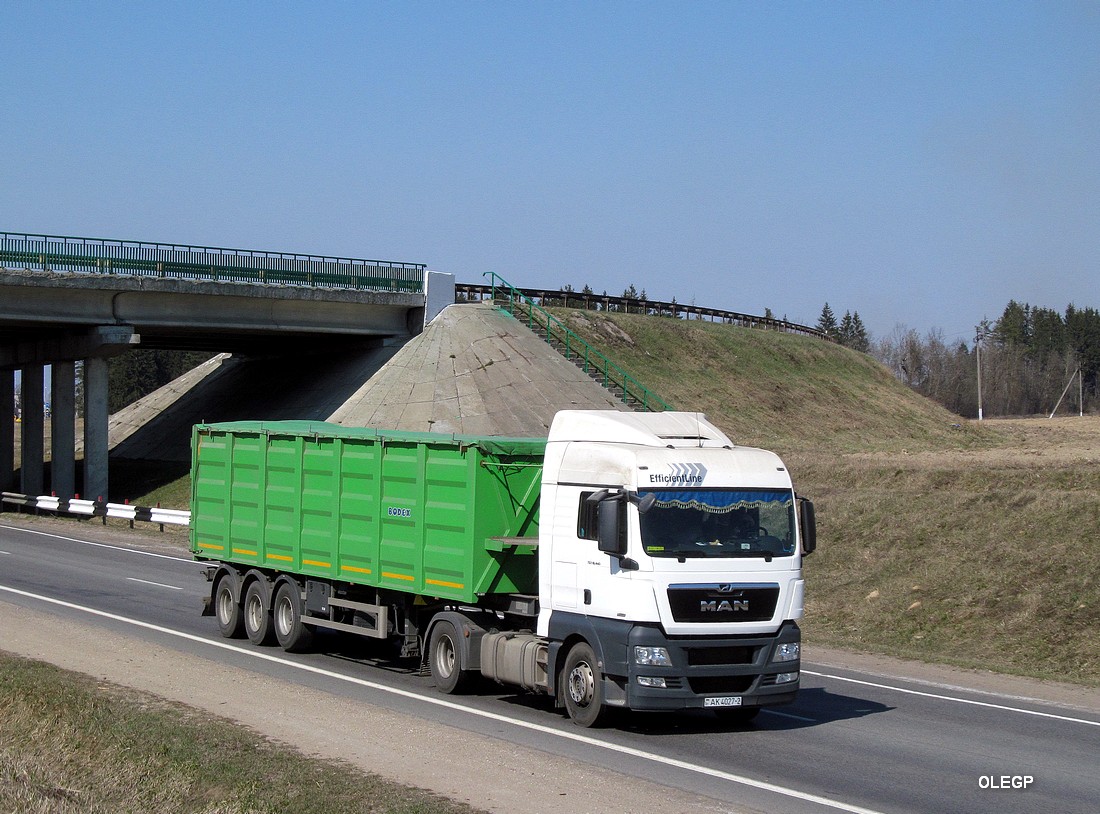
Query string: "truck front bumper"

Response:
xmin=611 ymin=621 xmax=802 ymax=712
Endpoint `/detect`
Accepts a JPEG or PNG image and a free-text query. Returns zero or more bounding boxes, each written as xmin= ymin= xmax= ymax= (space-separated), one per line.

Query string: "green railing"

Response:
xmin=0 ymin=231 xmax=426 ymax=294
xmin=483 ymin=272 xmax=674 ymax=412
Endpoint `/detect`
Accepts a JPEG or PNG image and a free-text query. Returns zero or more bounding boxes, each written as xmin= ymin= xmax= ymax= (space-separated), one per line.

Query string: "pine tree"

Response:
xmin=839 ymin=311 xmax=855 ymax=346
xmin=817 ymin=303 xmax=838 ymax=338
xmin=850 ymin=311 xmax=870 ymax=353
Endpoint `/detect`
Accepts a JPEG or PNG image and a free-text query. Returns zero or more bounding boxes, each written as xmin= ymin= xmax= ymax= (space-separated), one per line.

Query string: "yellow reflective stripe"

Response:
xmin=266 ymin=553 xmax=293 ymax=562
xmin=201 ymin=543 xmax=225 ymax=551
xmin=425 ymin=578 xmax=464 ymax=590
xmin=340 ymin=565 xmax=372 ymax=575
xmin=232 ymin=548 xmax=257 ymax=556
xmin=302 ymin=558 xmax=330 ymax=568
xmin=382 ymin=571 xmax=414 ymax=582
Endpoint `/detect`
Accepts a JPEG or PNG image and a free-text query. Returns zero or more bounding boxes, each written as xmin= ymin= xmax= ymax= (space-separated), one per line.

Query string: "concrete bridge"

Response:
xmin=1 ymin=232 xmax=453 ymax=501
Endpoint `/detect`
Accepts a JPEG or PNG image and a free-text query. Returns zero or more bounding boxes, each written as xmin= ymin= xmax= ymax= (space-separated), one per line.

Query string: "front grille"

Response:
xmin=687 ymin=646 xmax=756 ymax=666
xmin=668 ymin=584 xmax=779 ymax=623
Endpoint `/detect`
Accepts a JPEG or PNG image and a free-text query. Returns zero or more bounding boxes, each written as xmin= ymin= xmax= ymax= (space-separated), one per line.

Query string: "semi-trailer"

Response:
xmin=192 ymin=409 xmax=816 ymax=726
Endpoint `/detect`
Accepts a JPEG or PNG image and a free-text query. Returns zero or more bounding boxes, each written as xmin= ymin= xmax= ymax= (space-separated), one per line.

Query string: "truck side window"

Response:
xmin=577 ymin=491 xmax=598 ymax=540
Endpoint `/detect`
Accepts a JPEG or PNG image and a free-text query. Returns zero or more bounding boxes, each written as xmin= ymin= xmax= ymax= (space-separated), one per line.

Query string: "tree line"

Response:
xmin=873 ymin=301 xmax=1099 ymax=418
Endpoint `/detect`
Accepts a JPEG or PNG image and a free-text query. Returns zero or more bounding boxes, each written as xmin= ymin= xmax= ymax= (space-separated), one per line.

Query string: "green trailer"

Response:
xmin=192 ymin=421 xmax=545 ymax=651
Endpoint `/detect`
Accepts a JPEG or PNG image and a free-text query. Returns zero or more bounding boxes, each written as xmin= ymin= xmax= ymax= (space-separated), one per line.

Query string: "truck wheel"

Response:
xmin=428 ymin=620 xmax=470 ymax=694
xmin=214 ymin=574 xmax=244 ymax=639
xmin=562 ymin=642 xmax=608 ymax=727
xmin=243 ymin=581 xmax=275 ymax=646
xmin=273 ymin=581 xmax=314 ymax=653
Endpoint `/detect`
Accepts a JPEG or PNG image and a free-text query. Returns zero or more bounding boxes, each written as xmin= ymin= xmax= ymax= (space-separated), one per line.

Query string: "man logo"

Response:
xmin=700 ymin=599 xmax=750 ymax=612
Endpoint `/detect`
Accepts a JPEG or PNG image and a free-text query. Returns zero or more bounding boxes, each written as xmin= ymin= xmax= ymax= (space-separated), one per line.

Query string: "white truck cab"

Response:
xmin=535 ymin=410 xmax=815 ymax=724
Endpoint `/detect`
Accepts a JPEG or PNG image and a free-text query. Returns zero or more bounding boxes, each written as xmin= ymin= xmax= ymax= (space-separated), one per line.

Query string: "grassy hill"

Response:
xmin=551 ymin=309 xmax=1100 ymax=686
xmin=554 ymin=309 xmax=985 ymax=454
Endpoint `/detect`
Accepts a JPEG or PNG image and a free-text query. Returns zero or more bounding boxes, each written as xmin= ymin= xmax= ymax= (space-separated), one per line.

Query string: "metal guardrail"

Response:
xmin=456 ymin=283 xmax=827 ymax=340
xmin=1 ymin=491 xmax=190 ymax=528
xmin=1 ymin=231 xmax=426 ymax=294
xmin=481 ymin=272 xmax=674 ymax=412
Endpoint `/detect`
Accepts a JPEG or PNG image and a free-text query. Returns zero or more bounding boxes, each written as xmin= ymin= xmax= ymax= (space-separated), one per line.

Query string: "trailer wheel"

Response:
xmin=272 ymin=581 xmax=314 ymax=653
xmin=562 ymin=642 xmax=608 ymax=727
xmin=428 ymin=620 xmax=470 ymax=694
xmin=243 ymin=581 xmax=275 ymax=646
xmin=214 ymin=574 xmax=244 ymax=639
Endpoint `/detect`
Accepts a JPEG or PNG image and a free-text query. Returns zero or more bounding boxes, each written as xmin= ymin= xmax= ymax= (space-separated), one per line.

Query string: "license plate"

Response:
xmin=703 ymin=696 xmax=742 ymax=708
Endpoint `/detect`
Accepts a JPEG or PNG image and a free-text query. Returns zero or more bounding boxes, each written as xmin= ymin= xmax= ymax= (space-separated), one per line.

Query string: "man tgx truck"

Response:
xmin=192 ymin=409 xmax=816 ymax=726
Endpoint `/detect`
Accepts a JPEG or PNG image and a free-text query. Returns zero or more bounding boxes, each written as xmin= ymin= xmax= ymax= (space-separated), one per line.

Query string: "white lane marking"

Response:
xmin=803 ymin=669 xmax=1100 ymax=728
xmin=126 ymin=577 xmax=183 ymax=591
xmin=0 ymin=550 xmax=10 ymax=555
xmin=0 ymin=524 xmax=193 ymax=564
xmin=0 ymin=584 xmax=886 ymax=814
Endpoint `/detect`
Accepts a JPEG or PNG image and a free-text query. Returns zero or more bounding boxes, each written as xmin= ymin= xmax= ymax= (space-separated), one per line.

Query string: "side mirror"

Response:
xmin=798 ymin=498 xmax=817 ymax=556
xmin=596 ymin=497 xmax=627 ymax=557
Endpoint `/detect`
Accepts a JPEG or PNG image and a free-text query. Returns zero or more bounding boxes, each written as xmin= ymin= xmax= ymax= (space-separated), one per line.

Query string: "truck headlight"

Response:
xmin=633 ymin=646 xmax=672 ymax=666
xmin=775 ymin=671 xmax=799 ymax=684
xmin=772 ymin=642 xmax=800 ymax=663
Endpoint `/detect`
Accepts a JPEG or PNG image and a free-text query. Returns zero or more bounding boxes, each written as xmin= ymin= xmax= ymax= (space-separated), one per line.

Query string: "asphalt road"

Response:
xmin=1 ymin=518 xmax=1098 ymax=814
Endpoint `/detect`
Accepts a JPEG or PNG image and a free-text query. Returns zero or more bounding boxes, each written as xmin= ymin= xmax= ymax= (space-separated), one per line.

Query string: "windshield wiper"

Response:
xmin=675 ymin=551 xmax=710 ymax=561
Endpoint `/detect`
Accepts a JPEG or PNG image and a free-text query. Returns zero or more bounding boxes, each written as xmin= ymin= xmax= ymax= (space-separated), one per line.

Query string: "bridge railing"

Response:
xmin=482 ymin=272 xmax=674 ymax=412
xmin=0 ymin=231 xmax=426 ymax=293
xmin=457 ymin=283 xmax=827 ymax=340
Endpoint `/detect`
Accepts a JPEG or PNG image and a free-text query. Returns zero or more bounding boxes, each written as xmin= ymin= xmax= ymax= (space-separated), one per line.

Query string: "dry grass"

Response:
xmin=0 ymin=653 xmax=484 ymax=814
xmin=790 ymin=418 xmax=1100 ymax=684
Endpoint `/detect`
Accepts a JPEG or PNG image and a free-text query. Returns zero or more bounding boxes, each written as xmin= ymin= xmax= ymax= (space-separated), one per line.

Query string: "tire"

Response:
xmin=243 ymin=581 xmax=275 ymax=646
xmin=714 ymin=706 xmax=760 ymax=725
xmin=272 ymin=581 xmax=314 ymax=653
xmin=562 ymin=642 xmax=609 ymax=727
xmin=428 ymin=620 xmax=470 ymax=694
xmin=214 ymin=574 xmax=244 ymax=639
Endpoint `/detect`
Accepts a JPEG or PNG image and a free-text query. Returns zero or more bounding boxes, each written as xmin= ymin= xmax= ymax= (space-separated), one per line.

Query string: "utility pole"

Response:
xmin=975 ymin=327 xmax=984 ymax=421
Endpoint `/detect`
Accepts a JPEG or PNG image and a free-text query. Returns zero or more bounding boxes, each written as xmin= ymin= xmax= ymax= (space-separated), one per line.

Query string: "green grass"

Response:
xmin=0 ymin=653 xmax=485 ymax=814
xmin=552 ymin=310 xmax=990 ymax=455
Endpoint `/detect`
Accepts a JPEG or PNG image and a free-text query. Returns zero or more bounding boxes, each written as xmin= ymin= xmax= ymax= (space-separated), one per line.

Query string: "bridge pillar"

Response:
xmin=83 ymin=357 xmax=109 ymax=502
xmin=51 ymin=360 xmax=76 ymax=500
xmin=1 ymin=370 xmax=13 ymax=491
xmin=19 ymin=365 xmax=45 ymax=496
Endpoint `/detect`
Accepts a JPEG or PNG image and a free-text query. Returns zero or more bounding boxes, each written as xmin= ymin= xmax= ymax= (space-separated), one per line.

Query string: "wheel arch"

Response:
xmin=422 ymin=610 xmax=492 ymax=674
xmin=546 ymin=612 xmax=626 ymax=700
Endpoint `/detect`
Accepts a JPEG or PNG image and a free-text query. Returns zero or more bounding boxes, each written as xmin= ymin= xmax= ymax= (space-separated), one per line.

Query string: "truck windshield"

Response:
xmin=638 ymin=489 xmax=796 ymax=559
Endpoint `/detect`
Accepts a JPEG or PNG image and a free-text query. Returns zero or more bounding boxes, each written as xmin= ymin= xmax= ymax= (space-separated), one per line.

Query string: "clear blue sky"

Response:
xmin=3 ymin=1 xmax=1097 ymax=343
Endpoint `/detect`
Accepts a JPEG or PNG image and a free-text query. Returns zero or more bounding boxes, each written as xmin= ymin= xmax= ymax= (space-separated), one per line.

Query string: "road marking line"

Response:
xmin=0 ymin=583 xmax=886 ymax=814
xmin=803 ymin=669 xmax=1100 ymax=728
xmin=0 ymin=524 xmax=193 ymax=564
xmin=126 ymin=578 xmax=183 ymax=591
